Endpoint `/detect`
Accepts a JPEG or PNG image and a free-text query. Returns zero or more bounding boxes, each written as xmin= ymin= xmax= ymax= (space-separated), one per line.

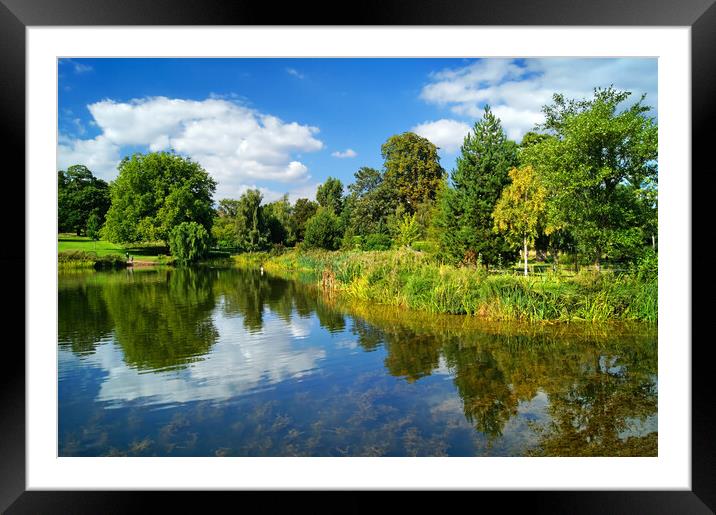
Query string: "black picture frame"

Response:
xmin=2 ymin=1 xmax=712 ymax=513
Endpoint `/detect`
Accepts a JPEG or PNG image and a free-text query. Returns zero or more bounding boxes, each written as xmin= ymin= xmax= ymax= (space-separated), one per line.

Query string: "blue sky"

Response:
xmin=58 ymin=57 xmax=657 ymax=203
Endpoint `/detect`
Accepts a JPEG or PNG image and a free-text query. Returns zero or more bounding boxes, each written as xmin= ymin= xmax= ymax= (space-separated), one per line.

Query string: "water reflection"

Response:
xmin=58 ymin=277 xmax=113 ymax=355
xmin=58 ymin=268 xmax=657 ymax=456
xmin=85 ymin=316 xmax=325 ymax=406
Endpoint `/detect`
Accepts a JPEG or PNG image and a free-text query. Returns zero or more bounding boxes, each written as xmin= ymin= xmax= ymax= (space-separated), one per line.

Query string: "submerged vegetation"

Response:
xmin=234 ymin=247 xmax=657 ymax=323
xmin=59 ymin=267 xmax=657 ymax=456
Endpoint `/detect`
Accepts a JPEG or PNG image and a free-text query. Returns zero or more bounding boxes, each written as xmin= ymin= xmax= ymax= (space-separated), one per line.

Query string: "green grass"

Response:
xmin=233 ymin=247 xmax=657 ymax=323
xmin=58 ymin=233 xmax=170 ymax=263
xmin=58 ymin=234 xmax=125 ymax=256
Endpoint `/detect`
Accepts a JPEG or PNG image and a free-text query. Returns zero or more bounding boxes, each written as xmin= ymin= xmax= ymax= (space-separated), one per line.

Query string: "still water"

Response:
xmin=58 ymin=267 xmax=657 ymax=457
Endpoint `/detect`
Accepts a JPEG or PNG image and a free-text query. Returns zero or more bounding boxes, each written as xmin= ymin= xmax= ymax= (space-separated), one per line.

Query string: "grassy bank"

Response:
xmin=58 ymin=250 xmax=129 ymax=270
xmin=234 ymin=248 xmax=657 ymax=323
xmin=58 ymin=234 xmax=240 ymax=269
xmin=59 ymin=234 xmax=174 ymax=265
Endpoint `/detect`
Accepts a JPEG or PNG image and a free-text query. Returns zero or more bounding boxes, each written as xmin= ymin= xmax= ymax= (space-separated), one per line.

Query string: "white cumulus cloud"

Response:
xmin=57 ymin=96 xmax=324 ymax=200
xmin=57 ymin=135 xmax=120 ymax=177
xmin=420 ymin=58 xmax=657 ymax=141
xmin=331 ymin=148 xmax=357 ymax=158
xmin=411 ymin=119 xmax=471 ymax=153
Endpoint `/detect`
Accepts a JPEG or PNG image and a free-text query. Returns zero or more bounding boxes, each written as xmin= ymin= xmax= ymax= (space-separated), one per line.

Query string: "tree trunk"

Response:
xmin=523 ymin=236 xmax=528 ymax=276
xmin=595 ymin=250 xmax=601 ymax=272
xmin=652 ymin=234 xmax=656 ymax=250
xmin=552 ymin=247 xmax=559 ymax=272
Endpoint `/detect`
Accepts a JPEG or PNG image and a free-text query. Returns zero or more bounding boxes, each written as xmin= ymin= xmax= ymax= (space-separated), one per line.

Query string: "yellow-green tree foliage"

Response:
xmin=492 ymin=165 xmax=548 ymax=249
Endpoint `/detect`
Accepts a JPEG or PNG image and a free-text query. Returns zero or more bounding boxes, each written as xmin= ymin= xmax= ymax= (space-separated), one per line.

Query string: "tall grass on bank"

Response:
xmin=234 ymin=248 xmax=657 ymax=323
xmin=58 ymin=250 xmax=128 ymax=270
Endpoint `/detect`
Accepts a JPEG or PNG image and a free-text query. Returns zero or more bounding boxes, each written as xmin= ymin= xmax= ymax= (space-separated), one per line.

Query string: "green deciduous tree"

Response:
xmin=212 ymin=191 xmax=289 ymax=251
xmin=264 ymin=194 xmax=294 ymax=246
xmin=342 ymin=167 xmax=394 ymax=237
xmin=168 ymin=221 xmax=212 ymax=265
xmin=316 ymin=177 xmax=345 ymax=215
xmin=303 ymin=208 xmax=342 ymax=250
xmin=435 ymin=106 xmax=519 ymax=268
xmin=58 ymin=165 xmax=111 ymax=235
xmin=86 ymin=211 xmax=102 ymax=250
xmin=519 ymin=131 xmax=551 ymax=150
xmin=381 ymin=132 xmax=445 ymax=215
xmin=291 ymin=198 xmax=319 ymax=243
xmin=212 ymin=199 xmax=242 ymax=248
xmin=492 ymin=166 xmax=548 ymax=276
xmin=103 ymin=152 xmax=216 ymax=245
xmin=217 ymin=198 xmax=241 ymax=218
xmin=522 ymin=87 xmax=658 ymax=270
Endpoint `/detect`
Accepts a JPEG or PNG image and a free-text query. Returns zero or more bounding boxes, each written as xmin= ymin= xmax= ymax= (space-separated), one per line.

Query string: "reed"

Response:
xmin=233 ymin=248 xmax=657 ymax=322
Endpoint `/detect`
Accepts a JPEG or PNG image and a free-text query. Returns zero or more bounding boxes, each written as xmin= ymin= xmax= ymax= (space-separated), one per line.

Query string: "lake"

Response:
xmin=58 ymin=267 xmax=657 ymax=457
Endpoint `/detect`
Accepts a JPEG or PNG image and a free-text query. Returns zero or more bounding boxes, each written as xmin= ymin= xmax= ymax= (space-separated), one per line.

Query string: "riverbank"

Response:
xmin=233 ymin=248 xmax=657 ymax=323
xmin=58 ymin=250 xmax=175 ymax=270
xmin=58 ymin=250 xmax=129 ymax=270
xmin=58 ymin=233 xmax=174 ymax=269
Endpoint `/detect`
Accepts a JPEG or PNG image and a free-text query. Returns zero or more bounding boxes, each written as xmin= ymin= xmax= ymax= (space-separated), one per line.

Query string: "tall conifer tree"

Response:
xmin=437 ymin=106 xmax=519 ymax=267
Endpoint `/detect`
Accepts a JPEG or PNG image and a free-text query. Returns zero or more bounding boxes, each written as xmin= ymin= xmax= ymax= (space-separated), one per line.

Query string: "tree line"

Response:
xmin=58 ymin=86 xmax=657 ymax=270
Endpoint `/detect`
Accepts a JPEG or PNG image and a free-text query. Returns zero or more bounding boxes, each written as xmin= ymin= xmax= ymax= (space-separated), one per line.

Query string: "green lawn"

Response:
xmin=58 ymin=234 xmax=168 ymax=262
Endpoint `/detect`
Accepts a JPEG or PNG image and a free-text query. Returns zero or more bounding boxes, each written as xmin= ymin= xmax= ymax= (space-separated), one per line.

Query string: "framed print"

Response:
xmin=2 ymin=0 xmax=713 ymax=512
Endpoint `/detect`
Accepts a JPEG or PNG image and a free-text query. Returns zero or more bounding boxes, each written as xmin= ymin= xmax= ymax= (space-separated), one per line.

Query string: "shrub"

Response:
xmin=393 ymin=213 xmax=422 ymax=247
xmin=269 ymin=243 xmax=287 ymax=256
xmin=168 ymin=222 xmax=211 ymax=265
xmin=632 ymin=247 xmax=658 ymax=281
xmin=362 ymin=233 xmax=392 ymax=251
xmin=411 ymin=240 xmax=436 ymax=253
xmin=57 ymin=250 xmax=126 ymax=270
xmin=94 ymin=254 xmax=127 ymax=269
xmin=341 ymin=234 xmax=363 ymax=251
xmin=303 ymin=208 xmax=342 ymax=250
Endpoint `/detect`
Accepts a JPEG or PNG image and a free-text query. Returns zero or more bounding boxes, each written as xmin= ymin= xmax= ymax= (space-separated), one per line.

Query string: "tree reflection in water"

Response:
xmin=336 ymin=302 xmax=656 ymax=454
xmin=58 ymin=268 xmax=657 ymax=456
